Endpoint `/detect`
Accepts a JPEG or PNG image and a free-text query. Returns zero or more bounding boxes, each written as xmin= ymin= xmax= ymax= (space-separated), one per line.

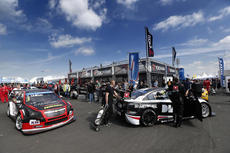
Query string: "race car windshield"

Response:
xmin=131 ymin=89 xmax=153 ymax=99
xmin=26 ymin=92 xmax=60 ymax=104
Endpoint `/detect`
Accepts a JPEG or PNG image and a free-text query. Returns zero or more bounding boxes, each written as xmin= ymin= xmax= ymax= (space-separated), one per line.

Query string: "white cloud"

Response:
xmin=178 ymin=38 xmax=209 ymax=47
xmin=0 ymin=0 xmax=25 ymax=21
xmin=75 ymin=47 xmax=95 ymax=56
xmin=49 ymin=34 xmax=92 ymax=48
xmin=182 ymin=60 xmax=219 ymax=76
xmin=116 ymin=0 xmax=139 ymax=8
xmin=219 ymin=26 xmax=230 ymax=33
xmin=90 ymin=0 xmax=105 ymax=9
xmin=0 ymin=23 xmax=7 ymax=35
xmin=159 ymin=0 xmax=187 ymax=6
xmin=50 ymin=0 xmax=107 ymax=30
xmin=155 ymin=35 xmax=230 ymax=76
xmin=208 ymin=6 xmax=230 ymax=22
xmin=214 ymin=35 xmax=230 ymax=49
xmin=156 ymin=35 xmax=230 ymax=59
xmin=159 ymin=0 xmax=173 ymax=6
xmin=153 ymin=11 xmax=204 ymax=31
xmin=49 ymin=0 xmax=58 ymax=9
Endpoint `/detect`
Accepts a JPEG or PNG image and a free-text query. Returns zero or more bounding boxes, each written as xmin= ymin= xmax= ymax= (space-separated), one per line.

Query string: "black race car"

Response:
xmin=7 ymin=89 xmax=75 ymax=134
xmin=115 ymin=88 xmax=212 ymax=126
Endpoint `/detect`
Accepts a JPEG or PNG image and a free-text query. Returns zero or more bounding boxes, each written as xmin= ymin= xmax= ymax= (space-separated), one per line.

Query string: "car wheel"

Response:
xmin=141 ymin=109 xmax=156 ymax=127
xmin=6 ymin=104 xmax=10 ymax=117
xmin=15 ymin=114 xmax=23 ymax=131
xmin=201 ymin=103 xmax=210 ymax=118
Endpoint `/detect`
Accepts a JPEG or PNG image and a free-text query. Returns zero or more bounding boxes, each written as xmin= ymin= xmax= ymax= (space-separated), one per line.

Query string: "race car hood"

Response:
xmin=27 ymin=99 xmax=65 ymax=110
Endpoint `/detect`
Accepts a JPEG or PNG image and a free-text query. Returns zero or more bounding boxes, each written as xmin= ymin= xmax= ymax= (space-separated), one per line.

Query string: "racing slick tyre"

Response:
xmin=201 ymin=103 xmax=211 ymax=118
xmin=15 ymin=114 xmax=23 ymax=131
xmin=141 ymin=109 xmax=157 ymax=127
xmin=6 ymin=104 xmax=10 ymax=117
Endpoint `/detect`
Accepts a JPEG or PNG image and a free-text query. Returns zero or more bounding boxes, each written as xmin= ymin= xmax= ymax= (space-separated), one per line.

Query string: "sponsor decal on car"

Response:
xmin=162 ymin=105 xmax=173 ymax=113
xmin=135 ymin=104 xmax=157 ymax=109
xmin=29 ymin=120 xmax=40 ymax=125
xmin=44 ymin=104 xmax=63 ymax=109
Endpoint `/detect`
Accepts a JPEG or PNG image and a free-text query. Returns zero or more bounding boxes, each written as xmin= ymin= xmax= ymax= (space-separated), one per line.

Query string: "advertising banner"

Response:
xmin=145 ymin=27 xmax=154 ymax=57
xmin=139 ymin=60 xmax=146 ymax=72
xmin=172 ymin=47 xmax=176 ymax=66
xmin=68 ymin=72 xmax=78 ymax=78
xmin=219 ymin=57 xmax=225 ymax=87
xmin=93 ymin=67 xmax=112 ymax=77
xmin=114 ymin=64 xmax=128 ymax=75
xmin=151 ymin=62 xmax=166 ymax=74
xmin=167 ymin=66 xmax=176 ymax=75
xmin=81 ymin=70 xmax=91 ymax=78
xmin=179 ymin=68 xmax=185 ymax=81
xmin=128 ymin=53 xmax=139 ymax=86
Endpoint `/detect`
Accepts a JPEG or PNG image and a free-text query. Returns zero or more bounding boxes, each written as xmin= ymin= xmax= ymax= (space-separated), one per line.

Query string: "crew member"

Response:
xmin=191 ymin=80 xmax=203 ymax=121
xmin=0 ymin=84 xmax=3 ymax=103
xmin=168 ymin=78 xmax=185 ymax=127
xmin=104 ymin=80 xmax=120 ymax=126
xmin=2 ymin=84 xmax=9 ymax=103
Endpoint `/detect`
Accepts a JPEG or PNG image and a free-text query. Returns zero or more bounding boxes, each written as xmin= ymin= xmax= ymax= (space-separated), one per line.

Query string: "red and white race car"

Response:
xmin=7 ymin=89 xmax=75 ymax=134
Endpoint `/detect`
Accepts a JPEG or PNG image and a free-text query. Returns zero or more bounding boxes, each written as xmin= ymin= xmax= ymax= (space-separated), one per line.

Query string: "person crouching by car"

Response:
xmin=104 ymin=80 xmax=120 ymax=127
xmin=168 ymin=78 xmax=185 ymax=127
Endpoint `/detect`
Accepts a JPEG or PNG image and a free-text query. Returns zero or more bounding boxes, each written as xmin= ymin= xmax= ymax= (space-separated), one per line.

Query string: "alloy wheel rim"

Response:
xmin=202 ymin=103 xmax=210 ymax=118
xmin=144 ymin=112 xmax=154 ymax=124
xmin=16 ymin=116 xmax=22 ymax=130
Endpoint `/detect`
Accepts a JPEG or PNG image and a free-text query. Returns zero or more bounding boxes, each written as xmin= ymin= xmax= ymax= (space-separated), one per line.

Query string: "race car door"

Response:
xmin=183 ymin=97 xmax=202 ymax=120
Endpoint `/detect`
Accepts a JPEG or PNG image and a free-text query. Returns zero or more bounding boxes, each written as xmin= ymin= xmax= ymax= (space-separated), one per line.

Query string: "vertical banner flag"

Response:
xmin=179 ymin=68 xmax=185 ymax=81
xmin=128 ymin=53 xmax=139 ymax=87
xmin=218 ymin=57 xmax=225 ymax=87
xmin=145 ymin=27 xmax=154 ymax=57
xmin=172 ymin=47 xmax=176 ymax=66
xmin=69 ymin=59 xmax=72 ymax=73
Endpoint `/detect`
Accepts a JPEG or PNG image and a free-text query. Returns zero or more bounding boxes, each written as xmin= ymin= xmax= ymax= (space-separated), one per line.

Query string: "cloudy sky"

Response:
xmin=0 ymin=0 xmax=230 ymax=79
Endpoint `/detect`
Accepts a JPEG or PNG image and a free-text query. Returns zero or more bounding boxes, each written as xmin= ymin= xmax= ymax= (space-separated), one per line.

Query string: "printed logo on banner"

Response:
xmin=152 ymin=64 xmax=156 ymax=71
xmin=129 ymin=53 xmax=139 ymax=87
xmin=219 ymin=58 xmax=225 ymax=87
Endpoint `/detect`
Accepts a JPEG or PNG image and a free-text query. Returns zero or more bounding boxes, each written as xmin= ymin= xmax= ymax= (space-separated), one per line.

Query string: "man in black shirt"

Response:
xmin=104 ymin=80 xmax=120 ymax=126
xmin=168 ymin=78 xmax=185 ymax=127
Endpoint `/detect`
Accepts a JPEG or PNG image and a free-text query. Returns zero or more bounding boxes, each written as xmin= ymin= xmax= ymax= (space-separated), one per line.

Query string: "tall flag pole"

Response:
xmin=218 ymin=57 xmax=225 ymax=87
xmin=69 ymin=59 xmax=72 ymax=73
xmin=172 ymin=47 xmax=176 ymax=66
xmin=145 ymin=27 xmax=154 ymax=87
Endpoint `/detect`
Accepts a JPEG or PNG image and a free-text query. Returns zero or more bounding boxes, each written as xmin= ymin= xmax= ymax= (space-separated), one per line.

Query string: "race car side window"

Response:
xmin=143 ymin=92 xmax=156 ymax=100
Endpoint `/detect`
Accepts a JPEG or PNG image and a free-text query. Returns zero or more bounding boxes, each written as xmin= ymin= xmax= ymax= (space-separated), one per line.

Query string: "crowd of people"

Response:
xmin=0 ymin=77 xmax=220 ymax=104
xmin=0 ymin=77 xmax=222 ymax=129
